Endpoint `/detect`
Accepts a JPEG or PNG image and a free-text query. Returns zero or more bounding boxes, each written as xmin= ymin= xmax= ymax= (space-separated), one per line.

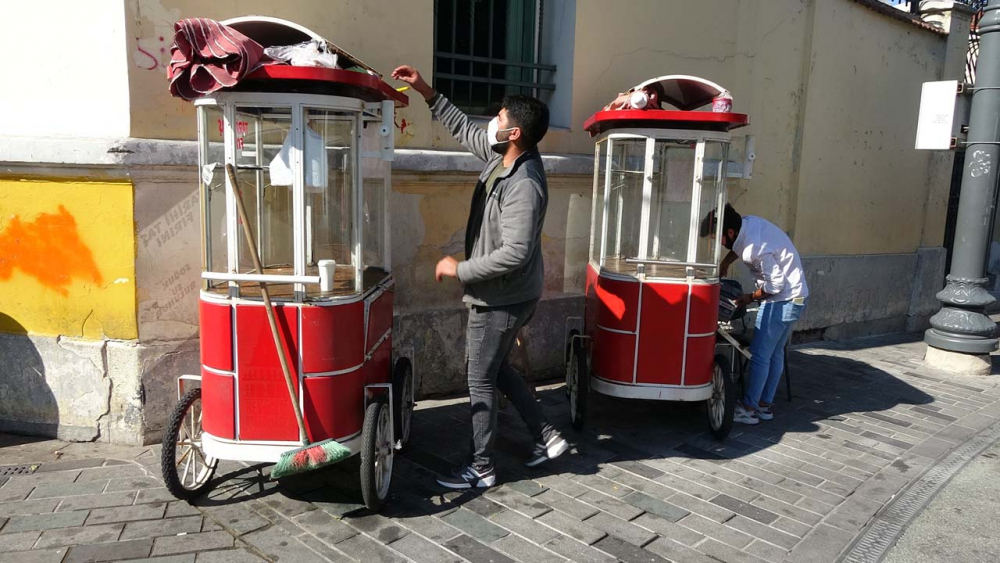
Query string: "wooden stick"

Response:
xmin=225 ymin=164 xmax=308 ymax=445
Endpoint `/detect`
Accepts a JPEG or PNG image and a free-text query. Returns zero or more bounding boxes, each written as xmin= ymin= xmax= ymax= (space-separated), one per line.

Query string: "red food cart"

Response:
xmin=160 ymin=17 xmax=412 ymax=512
xmin=566 ymin=76 xmax=750 ymax=440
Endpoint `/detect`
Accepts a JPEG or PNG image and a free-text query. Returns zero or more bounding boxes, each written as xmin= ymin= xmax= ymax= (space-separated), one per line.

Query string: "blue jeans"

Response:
xmin=744 ymin=299 xmax=806 ymax=409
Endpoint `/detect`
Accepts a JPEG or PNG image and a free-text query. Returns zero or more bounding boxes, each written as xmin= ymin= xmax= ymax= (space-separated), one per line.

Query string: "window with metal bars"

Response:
xmin=434 ymin=0 xmax=556 ymax=116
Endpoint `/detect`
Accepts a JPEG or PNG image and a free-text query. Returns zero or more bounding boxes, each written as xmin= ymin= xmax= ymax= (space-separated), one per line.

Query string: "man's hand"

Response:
xmin=435 ymin=256 xmax=459 ymax=282
xmin=736 ymin=293 xmax=755 ymax=308
xmin=391 ymin=65 xmax=436 ymax=101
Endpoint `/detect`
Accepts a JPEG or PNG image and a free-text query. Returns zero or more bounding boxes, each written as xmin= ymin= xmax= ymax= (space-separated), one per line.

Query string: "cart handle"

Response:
xmin=624 ymin=258 xmax=718 ymax=269
xmin=202 ymin=272 xmax=321 ymax=284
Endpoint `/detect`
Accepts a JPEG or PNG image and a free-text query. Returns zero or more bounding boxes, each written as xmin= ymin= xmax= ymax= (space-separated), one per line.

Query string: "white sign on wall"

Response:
xmin=916 ymin=80 xmax=960 ymax=150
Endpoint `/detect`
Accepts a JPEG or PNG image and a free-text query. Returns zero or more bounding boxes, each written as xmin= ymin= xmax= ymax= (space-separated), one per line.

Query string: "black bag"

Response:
xmin=719 ymin=278 xmax=747 ymax=323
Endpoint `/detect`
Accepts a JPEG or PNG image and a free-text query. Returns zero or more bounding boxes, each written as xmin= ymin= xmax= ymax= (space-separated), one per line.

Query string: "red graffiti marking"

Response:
xmin=396 ymin=118 xmax=410 ymax=135
xmin=135 ymin=41 xmax=159 ymax=71
xmin=0 ymin=206 xmax=103 ymax=296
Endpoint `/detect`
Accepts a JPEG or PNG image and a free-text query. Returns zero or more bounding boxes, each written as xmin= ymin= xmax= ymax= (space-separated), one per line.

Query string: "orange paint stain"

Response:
xmin=0 ymin=205 xmax=103 ymax=296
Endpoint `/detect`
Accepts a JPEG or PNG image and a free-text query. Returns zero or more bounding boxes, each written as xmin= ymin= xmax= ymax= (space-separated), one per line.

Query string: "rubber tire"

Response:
xmin=392 ymin=357 xmax=414 ymax=448
xmin=161 ymin=387 xmax=216 ymax=501
xmin=564 ymin=330 xmax=579 ymax=398
xmin=708 ymin=355 xmax=736 ymax=441
xmin=569 ymin=338 xmax=588 ymax=431
xmin=360 ymin=396 xmax=392 ymax=512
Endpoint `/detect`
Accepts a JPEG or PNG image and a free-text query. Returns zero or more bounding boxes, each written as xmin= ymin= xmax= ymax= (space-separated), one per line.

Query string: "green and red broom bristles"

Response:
xmin=271 ymin=438 xmax=352 ymax=479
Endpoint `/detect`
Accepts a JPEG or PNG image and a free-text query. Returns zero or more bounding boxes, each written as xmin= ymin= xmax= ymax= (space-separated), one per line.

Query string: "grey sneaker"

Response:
xmin=734 ymin=404 xmax=760 ymax=425
xmin=436 ymin=463 xmax=497 ymax=489
xmin=526 ymin=432 xmax=569 ymax=467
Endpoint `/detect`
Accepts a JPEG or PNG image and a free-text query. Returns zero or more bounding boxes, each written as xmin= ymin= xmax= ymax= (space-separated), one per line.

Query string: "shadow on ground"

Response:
xmin=184 ymin=337 xmax=934 ymax=526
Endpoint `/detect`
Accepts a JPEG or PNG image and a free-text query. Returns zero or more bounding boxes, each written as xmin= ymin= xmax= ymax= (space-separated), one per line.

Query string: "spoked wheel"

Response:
xmin=162 ymin=387 xmax=217 ymax=500
xmin=361 ymin=396 xmax=393 ymax=512
xmin=392 ymin=358 xmax=414 ymax=448
xmin=567 ymin=337 xmax=588 ymax=431
xmin=707 ymin=355 xmax=736 ymax=440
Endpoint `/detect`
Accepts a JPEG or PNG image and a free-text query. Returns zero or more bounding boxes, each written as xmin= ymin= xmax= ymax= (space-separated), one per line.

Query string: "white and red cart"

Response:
xmin=566 ymin=76 xmax=750 ymax=440
xmin=161 ymin=18 xmax=412 ymax=512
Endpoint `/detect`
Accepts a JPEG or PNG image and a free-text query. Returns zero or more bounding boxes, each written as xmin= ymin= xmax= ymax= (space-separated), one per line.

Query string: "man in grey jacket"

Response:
xmin=392 ymin=65 xmax=568 ymax=489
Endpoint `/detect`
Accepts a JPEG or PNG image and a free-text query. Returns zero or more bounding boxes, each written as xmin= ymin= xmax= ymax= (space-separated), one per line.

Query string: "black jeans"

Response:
xmin=466 ymin=298 xmax=553 ymax=467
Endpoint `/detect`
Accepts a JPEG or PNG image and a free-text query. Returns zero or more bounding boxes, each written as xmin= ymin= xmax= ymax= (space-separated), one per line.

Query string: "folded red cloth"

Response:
xmin=167 ymin=18 xmax=266 ymax=101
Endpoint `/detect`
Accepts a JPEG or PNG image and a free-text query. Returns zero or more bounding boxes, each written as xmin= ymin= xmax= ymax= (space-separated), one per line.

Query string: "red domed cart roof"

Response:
xmin=584 ymin=75 xmax=748 ymax=135
xmin=220 ymin=16 xmax=407 ymax=107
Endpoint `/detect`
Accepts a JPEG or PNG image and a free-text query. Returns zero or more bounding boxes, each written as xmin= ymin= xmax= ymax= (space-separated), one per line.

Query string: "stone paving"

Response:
xmin=3 ymin=333 xmax=1000 ymax=563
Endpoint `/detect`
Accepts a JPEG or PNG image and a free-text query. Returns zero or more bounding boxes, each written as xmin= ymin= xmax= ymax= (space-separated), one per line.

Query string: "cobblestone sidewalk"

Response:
xmin=2 ymin=333 xmax=1000 ymax=563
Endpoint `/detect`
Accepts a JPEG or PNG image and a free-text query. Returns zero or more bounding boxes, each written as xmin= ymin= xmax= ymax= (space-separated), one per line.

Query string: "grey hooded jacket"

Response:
xmin=427 ymin=93 xmax=547 ymax=307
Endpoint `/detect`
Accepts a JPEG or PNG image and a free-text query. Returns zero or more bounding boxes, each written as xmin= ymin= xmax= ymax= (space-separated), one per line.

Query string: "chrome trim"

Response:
xmin=590 ymin=376 xmax=713 ymax=402
xmin=202 ymin=431 xmax=362 ymax=464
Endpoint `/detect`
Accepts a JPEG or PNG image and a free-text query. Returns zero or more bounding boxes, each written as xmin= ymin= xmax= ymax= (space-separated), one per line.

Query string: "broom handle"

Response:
xmin=226 ymin=164 xmax=309 ymax=445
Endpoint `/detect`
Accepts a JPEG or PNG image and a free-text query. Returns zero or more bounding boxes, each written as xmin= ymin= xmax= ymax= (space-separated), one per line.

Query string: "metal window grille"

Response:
xmin=434 ymin=0 xmax=556 ymax=116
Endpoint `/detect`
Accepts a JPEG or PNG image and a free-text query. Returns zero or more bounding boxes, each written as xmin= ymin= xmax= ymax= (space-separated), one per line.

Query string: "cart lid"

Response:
xmin=219 ymin=16 xmax=407 ymax=107
xmin=583 ymin=109 xmax=749 ymax=136
xmin=584 ymin=75 xmax=747 ymax=135
xmin=634 ymin=75 xmax=728 ymax=111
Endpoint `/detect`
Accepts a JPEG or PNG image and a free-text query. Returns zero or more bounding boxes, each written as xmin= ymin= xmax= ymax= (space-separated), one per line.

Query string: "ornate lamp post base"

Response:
xmin=925 ymin=275 xmax=997 ymax=375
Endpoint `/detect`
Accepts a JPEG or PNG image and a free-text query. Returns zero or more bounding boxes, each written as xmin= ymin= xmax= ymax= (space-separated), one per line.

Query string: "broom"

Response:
xmin=225 ymin=164 xmax=350 ymax=479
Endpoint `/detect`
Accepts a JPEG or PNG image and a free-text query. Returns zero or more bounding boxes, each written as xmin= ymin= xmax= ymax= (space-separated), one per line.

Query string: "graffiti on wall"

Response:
xmin=138 ymin=190 xmax=200 ymax=326
xmin=131 ymin=0 xmax=181 ymax=71
xmin=0 ymin=205 xmax=103 ymax=296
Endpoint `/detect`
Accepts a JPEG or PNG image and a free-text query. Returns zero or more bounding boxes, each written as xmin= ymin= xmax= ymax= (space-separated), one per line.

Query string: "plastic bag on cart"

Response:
xmin=603 ymin=83 xmax=665 ymax=111
xmin=265 ymin=40 xmax=340 ymax=69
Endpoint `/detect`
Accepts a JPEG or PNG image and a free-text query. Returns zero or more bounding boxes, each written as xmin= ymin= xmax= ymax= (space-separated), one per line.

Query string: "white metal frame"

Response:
xmin=194 ymin=93 xmax=394 ymax=304
xmin=194 ymin=91 xmax=397 ymax=446
xmin=588 ymin=126 xmax=733 ymax=391
xmin=594 ymin=129 xmax=731 ymax=283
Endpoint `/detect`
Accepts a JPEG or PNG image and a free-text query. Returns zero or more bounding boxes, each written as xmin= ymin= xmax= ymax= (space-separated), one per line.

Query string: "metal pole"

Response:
xmin=926 ymin=0 xmax=1000 ymax=355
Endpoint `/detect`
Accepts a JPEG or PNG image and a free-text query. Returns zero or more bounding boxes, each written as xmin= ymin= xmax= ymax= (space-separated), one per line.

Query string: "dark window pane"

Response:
xmin=473 ymin=0 xmax=491 ymax=57
xmin=471 ymin=82 xmax=490 ymax=115
xmin=436 ymin=78 xmax=453 ymax=98
xmin=455 ymin=0 xmax=472 ymax=55
xmin=454 ymin=81 xmax=471 ymax=108
xmin=436 ymin=0 xmax=453 ymax=53
xmin=492 ymin=0 xmax=508 ymax=60
xmin=433 ymin=0 xmax=550 ymax=114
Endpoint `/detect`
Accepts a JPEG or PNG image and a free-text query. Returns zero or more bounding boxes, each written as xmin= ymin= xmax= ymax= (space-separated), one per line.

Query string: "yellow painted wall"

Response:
xmin=0 ymin=179 xmax=138 ymax=340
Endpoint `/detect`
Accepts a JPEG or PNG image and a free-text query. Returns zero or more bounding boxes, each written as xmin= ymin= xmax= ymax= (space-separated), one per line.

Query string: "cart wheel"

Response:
xmin=568 ymin=337 xmax=588 ymax=431
xmin=392 ymin=358 xmax=414 ymax=448
xmin=707 ymin=355 xmax=735 ymax=440
xmin=361 ymin=395 xmax=393 ymax=512
xmin=564 ymin=330 xmax=579 ymax=398
xmin=161 ymin=387 xmax=217 ymax=500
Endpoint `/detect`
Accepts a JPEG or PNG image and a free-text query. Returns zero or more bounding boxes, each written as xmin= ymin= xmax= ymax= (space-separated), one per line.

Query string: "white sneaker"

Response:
xmin=526 ymin=433 xmax=569 ymax=467
xmin=734 ymin=404 xmax=760 ymax=425
xmin=436 ymin=463 xmax=497 ymax=489
xmin=756 ymin=404 xmax=774 ymax=421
